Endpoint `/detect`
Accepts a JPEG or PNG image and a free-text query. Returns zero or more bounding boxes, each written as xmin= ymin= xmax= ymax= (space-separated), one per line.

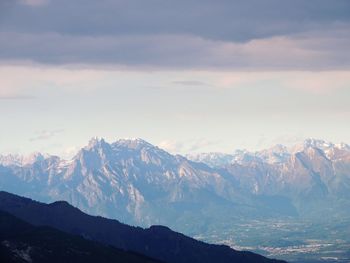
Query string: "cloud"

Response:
xmin=282 ymin=71 xmax=350 ymax=94
xmin=29 ymin=129 xmax=64 ymax=142
xmin=159 ymin=139 xmax=220 ymax=154
xmin=215 ymin=70 xmax=350 ymax=93
xmin=188 ymin=139 xmax=220 ymax=152
xmin=19 ymin=0 xmax=49 ymax=6
xmin=3 ymin=0 xmax=350 ymax=41
xmin=172 ymin=80 xmax=209 ymax=86
xmin=0 ymin=65 xmax=110 ymax=97
xmin=269 ymin=135 xmax=307 ymax=147
xmin=0 ymin=29 xmax=349 ymax=70
xmin=159 ymin=140 xmax=185 ymax=154
xmin=0 ymin=0 xmax=349 ymax=70
xmin=61 ymin=145 xmax=81 ymax=159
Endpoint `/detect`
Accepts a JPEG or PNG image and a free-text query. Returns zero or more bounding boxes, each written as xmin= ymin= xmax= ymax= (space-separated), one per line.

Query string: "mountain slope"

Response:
xmin=0 ymin=210 xmax=160 ymax=263
xmin=0 ymin=191 xmax=286 ymax=263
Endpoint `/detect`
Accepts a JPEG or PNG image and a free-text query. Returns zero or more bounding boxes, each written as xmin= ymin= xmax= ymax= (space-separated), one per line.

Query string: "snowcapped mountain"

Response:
xmin=0 ymin=137 xmax=350 ymax=230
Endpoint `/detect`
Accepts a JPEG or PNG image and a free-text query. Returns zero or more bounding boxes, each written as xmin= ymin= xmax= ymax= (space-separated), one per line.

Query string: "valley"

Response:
xmin=194 ymin=218 xmax=350 ymax=263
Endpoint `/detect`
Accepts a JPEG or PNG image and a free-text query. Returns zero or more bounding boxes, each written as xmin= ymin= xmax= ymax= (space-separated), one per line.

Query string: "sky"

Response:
xmin=0 ymin=0 xmax=350 ymax=157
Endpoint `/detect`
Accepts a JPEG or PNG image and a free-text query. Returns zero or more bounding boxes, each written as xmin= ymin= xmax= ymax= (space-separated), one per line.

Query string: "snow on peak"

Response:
xmin=302 ymin=138 xmax=333 ymax=149
xmin=268 ymin=144 xmax=288 ymax=153
xmin=288 ymin=138 xmax=332 ymax=154
xmin=335 ymin=142 xmax=350 ymax=151
xmin=0 ymin=154 xmax=22 ymax=166
xmin=0 ymin=152 xmax=50 ymax=166
xmin=113 ymin=138 xmax=154 ymax=149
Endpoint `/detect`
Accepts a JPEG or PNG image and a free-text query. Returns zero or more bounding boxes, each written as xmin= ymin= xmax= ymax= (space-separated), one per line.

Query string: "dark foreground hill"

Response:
xmin=0 ymin=191 xmax=286 ymax=263
xmin=0 ymin=210 xmax=160 ymax=263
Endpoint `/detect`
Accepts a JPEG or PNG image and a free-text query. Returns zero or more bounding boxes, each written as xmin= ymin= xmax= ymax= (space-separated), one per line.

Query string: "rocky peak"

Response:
xmin=112 ymin=138 xmax=154 ymax=150
xmin=0 ymin=152 xmax=52 ymax=167
xmin=86 ymin=137 xmax=110 ymax=151
xmin=302 ymin=138 xmax=333 ymax=151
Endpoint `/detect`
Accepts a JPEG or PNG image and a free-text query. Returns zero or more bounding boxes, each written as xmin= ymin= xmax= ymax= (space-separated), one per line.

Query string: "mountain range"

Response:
xmin=0 ymin=137 xmax=349 ymax=261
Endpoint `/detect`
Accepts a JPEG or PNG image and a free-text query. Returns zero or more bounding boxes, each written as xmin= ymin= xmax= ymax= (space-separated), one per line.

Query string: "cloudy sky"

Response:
xmin=0 ymin=0 xmax=350 ymax=157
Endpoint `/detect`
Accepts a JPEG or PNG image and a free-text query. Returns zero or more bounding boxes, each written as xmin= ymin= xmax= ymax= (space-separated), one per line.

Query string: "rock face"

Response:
xmin=0 ymin=138 xmax=350 ymax=227
xmin=0 ymin=191 xmax=286 ymax=263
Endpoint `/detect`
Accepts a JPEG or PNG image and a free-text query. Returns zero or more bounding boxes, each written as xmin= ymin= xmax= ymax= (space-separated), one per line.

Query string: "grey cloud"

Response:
xmin=0 ymin=0 xmax=349 ymax=69
xmin=1 ymin=30 xmax=350 ymax=70
xmin=3 ymin=0 xmax=350 ymax=41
